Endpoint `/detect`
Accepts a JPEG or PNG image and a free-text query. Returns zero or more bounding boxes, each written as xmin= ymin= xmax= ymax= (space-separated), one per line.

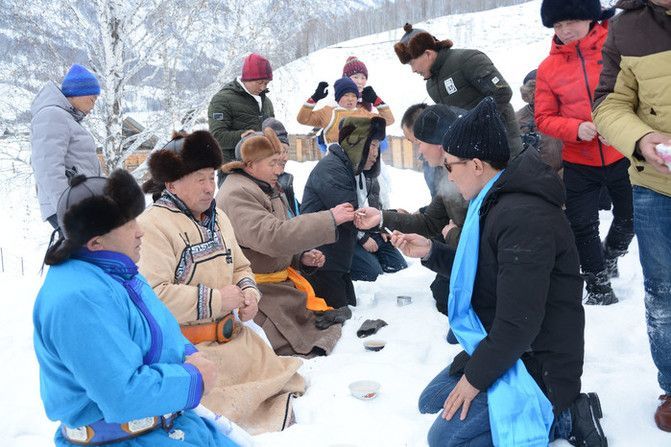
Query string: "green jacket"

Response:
xmin=593 ymin=0 xmax=671 ymax=197
xmin=208 ymin=79 xmax=274 ymax=163
xmin=426 ymin=48 xmax=523 ymax=158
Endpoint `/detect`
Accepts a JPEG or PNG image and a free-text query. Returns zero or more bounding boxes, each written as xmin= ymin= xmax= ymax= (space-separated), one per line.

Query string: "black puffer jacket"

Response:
xmin=301 ymin=143 xmax=381 ymax=272
xmin=424 ymin=149 xmax=584 ymax=414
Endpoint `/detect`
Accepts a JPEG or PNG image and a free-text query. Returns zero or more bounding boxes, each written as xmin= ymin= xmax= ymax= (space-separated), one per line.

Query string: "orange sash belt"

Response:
xmin=180 ymin=313 xmax=237 ymax=345
xmin=255 ymin=267 xmax=333 ymax=312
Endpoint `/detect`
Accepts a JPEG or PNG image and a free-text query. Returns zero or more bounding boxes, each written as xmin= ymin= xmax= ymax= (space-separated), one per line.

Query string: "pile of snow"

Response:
xmin=272 ymin=0 xmax=554 ymax=137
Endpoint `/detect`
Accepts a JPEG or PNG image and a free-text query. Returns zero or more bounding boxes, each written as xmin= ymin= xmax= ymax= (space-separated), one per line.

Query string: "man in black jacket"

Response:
xmin=391 ymin=97 xmax=606 ymax=446
xmin=301 ymin=116 xmax=386 ymax=309
xmin=394 ymin=23 xmax=523 ymax=157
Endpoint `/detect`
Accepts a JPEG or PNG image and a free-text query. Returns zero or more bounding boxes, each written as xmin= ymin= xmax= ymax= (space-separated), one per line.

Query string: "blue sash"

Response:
xmin=448 ymin=172 xmax=554 ymax=446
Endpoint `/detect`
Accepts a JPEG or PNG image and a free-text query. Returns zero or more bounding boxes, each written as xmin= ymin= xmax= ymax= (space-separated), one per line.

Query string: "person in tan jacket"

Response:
xmin=138 ymin=130 xmax=304 ymax=435
xmin=296 ymin=76 xmax=393 ymax=146
xmin=592 ymin=0 xmax=671 ymax=432
xmin=217 ymin=128 xmax=356 ymax=357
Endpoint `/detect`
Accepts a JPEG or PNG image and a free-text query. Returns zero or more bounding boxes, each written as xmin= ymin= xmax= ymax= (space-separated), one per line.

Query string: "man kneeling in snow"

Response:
xmin=391 ymin=97 xmax=607 ymax=446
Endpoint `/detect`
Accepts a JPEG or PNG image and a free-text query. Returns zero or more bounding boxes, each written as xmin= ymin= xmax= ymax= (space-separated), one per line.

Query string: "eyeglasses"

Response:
xmin=443 ymin=159 xmax=469 ymax=173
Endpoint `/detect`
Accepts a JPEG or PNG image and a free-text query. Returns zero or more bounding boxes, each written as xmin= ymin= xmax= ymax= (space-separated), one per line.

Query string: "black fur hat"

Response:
xmin=45 ymin=170 xmax=146 ymax=265
xmin=394 ymin=23 xmax=453 ymax=65
xmin=541 ymin=0 xmax=616 ymax=28
xmin=57 ymin=170 xmax=146 ymax=242
xmin=146 ymin=130 xmax=223 ymax=183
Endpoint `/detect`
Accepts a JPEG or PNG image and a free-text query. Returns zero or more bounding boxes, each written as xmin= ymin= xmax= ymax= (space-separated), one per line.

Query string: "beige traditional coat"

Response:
xmin=138 ymin=194 xmax=304 ymax=435
xmin=217 ymin=172 xmax=342 ymax=357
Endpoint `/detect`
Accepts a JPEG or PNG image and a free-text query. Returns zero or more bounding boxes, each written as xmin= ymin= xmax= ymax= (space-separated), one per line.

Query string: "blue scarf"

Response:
xmin=74 ymin=248 xmax=164 ymax=365
xmin=448 ymin=172 xmax=554 ymax=446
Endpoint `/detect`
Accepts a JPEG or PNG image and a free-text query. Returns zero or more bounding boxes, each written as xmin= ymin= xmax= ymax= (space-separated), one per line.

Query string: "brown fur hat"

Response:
xmin=394 ymin=23 xmax=454 ymax=64
xmin=146 ymin=130 xmax=222 ymax=184
xmin=222 ymin=127 xmax=282 ymax=173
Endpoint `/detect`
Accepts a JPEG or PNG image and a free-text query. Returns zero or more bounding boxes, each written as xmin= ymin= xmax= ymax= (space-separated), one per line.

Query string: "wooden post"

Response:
xmin=402 ymin=139 xmax=415 ymax=169
xmin=295 ymin=138 xmax=303 ymax=162
xmin=391 ymin=138 xmax=403 ymax=169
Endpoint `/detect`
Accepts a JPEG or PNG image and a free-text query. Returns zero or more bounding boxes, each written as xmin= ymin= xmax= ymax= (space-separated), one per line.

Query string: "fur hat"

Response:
xmin=342 ymin=56 xmax=368 ymax=79
xmin=222 ymin=128 xmax=282 ymax=173
xmin=442 ymin=97 xmax=510 ymax=165
xmin=394 ymin=23 xmax=454 ymax=64
xmin=146 ymin=130 xmax=223 ymax=184
xmin=334 ymin=77 xmax=360 ymax=102
xmin=541 ymin=0 xmax=616 ymax=28
xmin=45 ymin=170 xmax=146 ymax=265
xmin=338 ymin=116 xmax=386 ymax=175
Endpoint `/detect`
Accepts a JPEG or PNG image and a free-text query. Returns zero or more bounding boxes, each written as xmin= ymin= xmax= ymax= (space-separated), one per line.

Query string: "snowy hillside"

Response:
xmin=272 ymin=0 xmax=554 ymax=137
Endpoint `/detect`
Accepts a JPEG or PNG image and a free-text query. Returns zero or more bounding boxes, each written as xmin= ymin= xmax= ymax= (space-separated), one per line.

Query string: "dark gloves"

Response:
xmin=361 ymin=86 xmax=378 ymax=104
xmin=315 ymin=306 xmax=352 ymax=330
xmin=311 ymin=81 xmax=329 ymax=102
xmin=357 ymin=319 xmax=388 ymax=338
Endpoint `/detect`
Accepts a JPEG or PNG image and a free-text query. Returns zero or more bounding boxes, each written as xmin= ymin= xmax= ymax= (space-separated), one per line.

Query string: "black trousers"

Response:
xmin=563 ymin=158 xmax=634 ymax=274
xmin=305 ymin=269 xmax=356 ymax=309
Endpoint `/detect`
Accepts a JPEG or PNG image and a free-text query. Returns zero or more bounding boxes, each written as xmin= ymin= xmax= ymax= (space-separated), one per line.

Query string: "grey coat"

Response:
xmin=30 ymin=82 xmax=101 ymax=220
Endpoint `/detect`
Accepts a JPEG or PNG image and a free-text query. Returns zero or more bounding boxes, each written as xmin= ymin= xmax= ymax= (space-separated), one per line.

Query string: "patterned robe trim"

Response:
xmin=237 ymin=277 xmax=261 ymax=302
xmin=196 ymin=284 xmax=214 ymax=321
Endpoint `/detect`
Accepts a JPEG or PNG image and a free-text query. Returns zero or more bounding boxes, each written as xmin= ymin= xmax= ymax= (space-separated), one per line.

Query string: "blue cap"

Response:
xmin=61 ymin=64 xmax=101 ymax=97
xmin=334 ymin=77 xmax=360 ymax=102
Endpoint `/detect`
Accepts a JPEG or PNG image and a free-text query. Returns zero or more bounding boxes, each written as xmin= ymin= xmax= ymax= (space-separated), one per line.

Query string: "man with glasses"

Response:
xmin=208 ymin=53 xmax=275 ymax=186
xmin=391 ymin=97 xmax=605 ymax=446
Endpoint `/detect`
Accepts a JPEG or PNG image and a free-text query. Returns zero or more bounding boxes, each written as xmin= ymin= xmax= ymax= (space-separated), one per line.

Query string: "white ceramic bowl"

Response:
xmin=349 ymin=380 xmax=381 ymax=400
xmin=363 ymin=339 xmax=386 ymax=352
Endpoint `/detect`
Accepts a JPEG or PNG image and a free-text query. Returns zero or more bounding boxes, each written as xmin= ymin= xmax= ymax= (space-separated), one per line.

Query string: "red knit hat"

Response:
xmin=342 ymin=56 xmax=368 ymax=79
xmin=241 ymin=53 xmax=273 ymax=81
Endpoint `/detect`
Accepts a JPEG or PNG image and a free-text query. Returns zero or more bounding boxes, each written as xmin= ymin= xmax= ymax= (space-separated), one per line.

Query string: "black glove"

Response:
xmin=357 ymin=319 xmax=388 ymax=338
xmin=311 ymin=81 xmax=329 ymax=102
xmin=361 ymin=86 xmax=379 ymax=104
xmin=314 ymin=306 xmax=352 ymax=330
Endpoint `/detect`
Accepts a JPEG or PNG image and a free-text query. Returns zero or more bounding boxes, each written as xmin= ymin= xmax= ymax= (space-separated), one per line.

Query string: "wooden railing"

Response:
xmin=112 ymin=135 xmax=422 ymax=172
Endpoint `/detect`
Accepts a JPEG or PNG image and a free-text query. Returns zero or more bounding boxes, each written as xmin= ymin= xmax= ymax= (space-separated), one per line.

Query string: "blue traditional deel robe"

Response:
xmin=33 ymin=250 xmax=237 ymax=446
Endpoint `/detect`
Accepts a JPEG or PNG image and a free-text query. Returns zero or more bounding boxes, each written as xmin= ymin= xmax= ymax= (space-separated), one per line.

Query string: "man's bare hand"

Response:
xmin=443 ymin=375 xmax=480 ymax=421
xmin=390 ymin=231 xmax=431 ymax=258
xmin=639 ymin=132 xmax=671 ymax=175
xmin=362 ymin=238 xmax=379 ymax=253
xmin=353 ymin=207 xmax=381 ymax=229
xmin=185 ymin=352 xmax=218 ymax=395
xmin=330 ymin=203 xmax=355 ymax=225
xmin=219 ymin=285 xmax=244 ymax=315
xmin=301 ymin=249 xmax=325 ymax=268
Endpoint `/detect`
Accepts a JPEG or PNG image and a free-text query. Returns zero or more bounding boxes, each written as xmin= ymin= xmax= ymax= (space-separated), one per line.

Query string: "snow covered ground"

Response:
xmin=1 ymin=157 xmax=668 ymax=446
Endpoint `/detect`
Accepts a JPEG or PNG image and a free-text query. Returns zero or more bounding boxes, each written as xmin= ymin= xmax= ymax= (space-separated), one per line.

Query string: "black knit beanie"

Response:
xmin=442 ymin=97 xmax=510 ymax=164
xmin=413 ymin=105 xmax=465 ymax=145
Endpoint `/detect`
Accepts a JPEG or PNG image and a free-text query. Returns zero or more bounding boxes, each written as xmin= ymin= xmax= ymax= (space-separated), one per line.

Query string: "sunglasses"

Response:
xmin=443 ymin=159 xmax=469 ymax=173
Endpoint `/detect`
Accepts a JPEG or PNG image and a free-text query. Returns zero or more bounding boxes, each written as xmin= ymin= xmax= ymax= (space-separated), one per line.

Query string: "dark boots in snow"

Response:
xmin=569 ymin=392 xmax=608 ymax=446
xmin=584 ymin=270 xmax=619 ymax=305
xmin=602 ymin=241 xmax=626 ymax=279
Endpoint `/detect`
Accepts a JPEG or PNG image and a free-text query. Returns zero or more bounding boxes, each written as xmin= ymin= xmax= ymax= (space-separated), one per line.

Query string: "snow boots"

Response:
xmin=602 ymin=241 xmax=626 ymax=279
xmin=569 ymin=392 xmax=608 ymax=446
xmin=584 ymin=270 xmax=618 ymax=305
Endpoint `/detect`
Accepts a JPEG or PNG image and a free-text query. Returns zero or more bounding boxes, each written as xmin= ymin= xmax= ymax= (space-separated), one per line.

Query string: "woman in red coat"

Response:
xmin=535 ymin=0 xmax=634 ymax=306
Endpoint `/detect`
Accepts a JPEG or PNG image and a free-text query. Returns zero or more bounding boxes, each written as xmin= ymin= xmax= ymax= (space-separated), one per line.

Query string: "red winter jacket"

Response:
xmin=535 ymin=22 xmax=624 ymax=167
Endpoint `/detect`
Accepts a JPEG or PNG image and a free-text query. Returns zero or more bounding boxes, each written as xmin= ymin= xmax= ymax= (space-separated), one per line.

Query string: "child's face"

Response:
xmin=338 ymin=92 xmax=359 ymax=110
xmin=350 ymin=73 xmax=367 ymax=93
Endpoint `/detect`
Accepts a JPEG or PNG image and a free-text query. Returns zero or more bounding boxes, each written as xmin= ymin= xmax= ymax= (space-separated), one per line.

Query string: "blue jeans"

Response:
xmin=418 ymin=365 xmax=572 ymax=446
xmin=350 ymin=234 xmax=407 ymax=282
xmin=634 ymin=186 xmax=671 ymax=393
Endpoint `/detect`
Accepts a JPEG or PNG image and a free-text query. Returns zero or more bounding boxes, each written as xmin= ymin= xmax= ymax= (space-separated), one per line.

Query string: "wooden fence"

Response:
xmin=118 ymin=135 xmax=422 ymax=172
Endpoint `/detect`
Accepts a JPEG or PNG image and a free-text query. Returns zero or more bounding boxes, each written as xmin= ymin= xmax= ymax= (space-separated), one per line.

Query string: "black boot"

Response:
xmin=584 ymin=270 xmax=619 ymax=305
xmin=569 ymin=392 xmax=608 ymax=446
xmin=602 ymin=241 xmax=624 ymax=279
